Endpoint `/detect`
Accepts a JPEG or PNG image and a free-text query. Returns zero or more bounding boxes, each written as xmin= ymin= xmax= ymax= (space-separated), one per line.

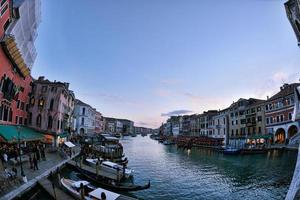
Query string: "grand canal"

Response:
xmin=119 ymin=135 xmax=298 ymax=200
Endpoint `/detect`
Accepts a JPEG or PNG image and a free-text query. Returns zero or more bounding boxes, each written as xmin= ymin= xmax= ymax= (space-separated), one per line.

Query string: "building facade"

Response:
xmin=0 ymin=0 xmax=40 ymax=126
xmin=74 ymin=99 xmax=96 ymax=135
xmin=199 ymin=110 xmax=218 ymax=136
xmin=212 ymin=109 xmax=229 ymax=144
xmin=104 ymin=117 xmax=134 ymax=136
xmin=95 ymin=110 xmax=104 ymax=134
xmin=285 ymin=0 xmax=300 ymax=46
xmin=28 ymin=77 xmax=75 ymax=145
xmin=265 ymin=83 xmax=300 ymax=144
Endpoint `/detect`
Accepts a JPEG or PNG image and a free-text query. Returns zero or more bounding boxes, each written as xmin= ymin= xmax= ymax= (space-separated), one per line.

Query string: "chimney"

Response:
xmin=267 ymin=96 xmax=269 ymax=100
xmin=38 ymin=76 xmax=45 ymax=81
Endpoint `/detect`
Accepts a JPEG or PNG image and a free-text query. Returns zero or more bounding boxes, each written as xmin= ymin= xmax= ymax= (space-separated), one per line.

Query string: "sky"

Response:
xmin=32 ymin=0 xmax=300 ymax=128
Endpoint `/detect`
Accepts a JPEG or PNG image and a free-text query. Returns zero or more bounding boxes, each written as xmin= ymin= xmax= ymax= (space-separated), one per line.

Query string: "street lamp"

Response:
xmin=17 ymin=126 xmax=27 ymax=183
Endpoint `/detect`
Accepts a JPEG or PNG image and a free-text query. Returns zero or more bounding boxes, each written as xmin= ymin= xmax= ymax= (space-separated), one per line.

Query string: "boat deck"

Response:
xmin=68 ymin=160 xmax=124 ymax=181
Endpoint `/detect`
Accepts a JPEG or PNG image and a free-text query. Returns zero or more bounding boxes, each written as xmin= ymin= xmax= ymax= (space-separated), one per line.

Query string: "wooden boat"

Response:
xmin=70 ymin=164 xmax=150 ymax=192
xmin=223 ymin=147 xmax=240 ymax=155
xmin=85 ymin=159 xmax=133 ymax=179
xmin=60 ymin=178 xmax=134 ymax=200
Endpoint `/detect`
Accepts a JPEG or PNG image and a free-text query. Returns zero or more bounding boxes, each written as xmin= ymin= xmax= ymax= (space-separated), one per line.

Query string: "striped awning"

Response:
xmin=1 ymin=35 xmax=30 ymax=77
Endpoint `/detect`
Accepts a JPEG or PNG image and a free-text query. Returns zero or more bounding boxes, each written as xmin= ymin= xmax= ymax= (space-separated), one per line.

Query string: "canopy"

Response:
xmin=89 ymin=188 xmax=120 ymax=200
xmin=0 ymin=125 xmax=44 ymax=143
xmin=248 ymin=134 xmax=273 ymax=140
xmin=64 ymin=141 xmax=75 ymax=148
xmin=58 ymin=132 xmax=69 ymax=138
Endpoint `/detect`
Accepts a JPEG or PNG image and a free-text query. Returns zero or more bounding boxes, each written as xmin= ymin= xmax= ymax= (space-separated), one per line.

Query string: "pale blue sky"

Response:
xmin=32 ymin=0 xmax=300 ymax=128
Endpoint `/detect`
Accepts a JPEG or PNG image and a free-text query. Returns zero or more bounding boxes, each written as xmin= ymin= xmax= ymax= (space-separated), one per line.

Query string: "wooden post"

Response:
xmin=80 ymin=183 xmax=85 ymax=200
xmin=96 ymin=161 xmax=99 ymax=176
xmin=57 ymin=168 xmax=61 ymax=187
xmin=80 ymin=156 xmax=83 ymax=168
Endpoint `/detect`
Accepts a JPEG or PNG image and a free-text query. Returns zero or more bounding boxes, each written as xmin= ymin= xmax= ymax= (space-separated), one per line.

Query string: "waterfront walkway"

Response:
xmin=0 ymin=146 xmax=80 ymax=200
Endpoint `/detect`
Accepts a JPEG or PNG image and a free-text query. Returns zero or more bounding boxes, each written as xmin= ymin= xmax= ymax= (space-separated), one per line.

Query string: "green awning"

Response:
xmin=0 ymin=125 xmax=44 ymax=142
xmin=58 ymin=132 xmax=69 ymax=138
xmin=248 ymin=134 xmax=273 ymax=140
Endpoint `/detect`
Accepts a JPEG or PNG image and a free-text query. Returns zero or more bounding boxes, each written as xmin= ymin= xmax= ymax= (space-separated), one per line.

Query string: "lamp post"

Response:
xmin=17 ymin=126 xmax=27 ymax=182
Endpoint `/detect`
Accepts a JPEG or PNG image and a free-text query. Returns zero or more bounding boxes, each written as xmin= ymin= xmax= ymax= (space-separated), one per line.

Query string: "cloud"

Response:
xmin=161 ymin=109 xmax=193 ymax=117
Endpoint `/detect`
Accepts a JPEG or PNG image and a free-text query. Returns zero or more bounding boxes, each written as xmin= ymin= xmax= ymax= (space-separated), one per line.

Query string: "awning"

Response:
xmin=58 ymin=132 xmax=69 ymax=138
xmin=64 ymin=141 xmax=75 ymax=148
xmin=248 ymin=134 xmax=273 ymax=140
xmin=0 ymin=125 xmax=44 ymax=143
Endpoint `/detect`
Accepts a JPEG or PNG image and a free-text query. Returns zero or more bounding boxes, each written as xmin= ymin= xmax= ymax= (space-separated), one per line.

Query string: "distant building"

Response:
xmin=28 ymin=76 xmax=75 ymax=145
xmin=285 ymin=0 xmax=300 ymax=46
xmin=228 ymin=98 xmax=265 ymax=147
xmin=212 ymin=109 xmax=229 ymax=144
xmin=265 ymin=83 xmax=300 ymax=144
xmin=104 ymin=117 xmax=134 ymax=136
xmin=199 ymin=110 xmax=218 ymax=136
xmin=74 ymin=99 xmax=96 ymax=135
xmin=95 ymin=110 xmax=104 ymax=134
xmin=134 ymin=126 xmax=154 ymax=135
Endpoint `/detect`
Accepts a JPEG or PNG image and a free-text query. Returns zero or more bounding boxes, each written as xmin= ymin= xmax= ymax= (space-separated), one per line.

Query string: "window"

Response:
xmin=82 ymin=107 xmax=85 ymax=115
xmin=289 ymin=113 xmax=292 ymax=120
xmin=42 ymin=86 xmax=47 ymax=93
xmin=28 ymin=112 xmax=32 ymax=125
xmin=24 ymin=118 xmax=27 ymax=125
xmin=19 ymin=117 xmax=23 ymax=125
xmin=20 ymin=102 xmax=25 ymax=110
xmin=276 ymin=116 xmax=280 ymax=123
xmin=8 ymin=108 xmax=12 ymax=122
xmin=241 ymin=119 xmax=246 ymax=124
xmin=236 ymin=120 xmax=238 ymax=125
xmin=30 ymin=97 xmax=35 ymax=106
xmin=280 ymin=115 xmax=284 ymax=122
xmin=1 ymin=4 xmax=8 ymax=16
xmin=81 ymin=117 xmax=85 ymax=125
xmin=3 ymin=106 xmax=8 ymax=121
xmin=0 ymin=104 xmax=2 ymax=120
xmin=257 ymin=116 xmax=262 ymax=122
xmin=36 ymin=114 xmax=42 ymax=127
xmin=57 ymin=120 xmax=60 ymax=129
xmin=17 ymin=100 xmax=20 ymax=109
xmin=3 ymin=19 xmax=9 ymax=31
xmin=15 ymin=116 xmax=18 ymax=124
xmin=49 ymin=99 xmax=54 ymax=111
xmin=47 ymin=116 xmax=53 ymax=129
xmin=1 ymin=0 xmax=7 ymax=7
xmin=38 ymin=98 xmax=45 ymax=108
xmin=258 ymin=127 xmax=261 ymax=134
xmin=257 ymin=107 xmax=261 ymax=112
xmin=270 ymin=117 xmax=273 ymax=123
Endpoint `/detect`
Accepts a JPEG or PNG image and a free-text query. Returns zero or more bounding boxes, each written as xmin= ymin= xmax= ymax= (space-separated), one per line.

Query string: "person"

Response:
xmin=33 ymin=155 xmax=38 ymax=171
xmin=12 ymin=166 xmax=17 ymax=177
xmin=101 ymin=192 xmax=106 ymax=200
xmin=29 ymin=154 xmax=33 ymax=169
xmin=3 ymin=153 xmax=7 ymax=163
xmin=36 ymin=147 xmax=40 ymax=162
xmin=41 ymin=147 xmax=46 ymax=161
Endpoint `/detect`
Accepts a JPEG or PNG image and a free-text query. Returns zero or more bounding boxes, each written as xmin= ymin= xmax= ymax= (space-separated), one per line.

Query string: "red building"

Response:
xmin=0 ymin=0 xmax=40 ymax=126
xmin=265 ymin=83 xmax=300 ymax=144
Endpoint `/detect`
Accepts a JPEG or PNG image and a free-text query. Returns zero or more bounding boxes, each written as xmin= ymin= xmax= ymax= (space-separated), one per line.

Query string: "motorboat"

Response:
xmin=60 ymin=178 xmax=133 ymax=200
xmin=223 ymin=147 xmax=240 ymax=155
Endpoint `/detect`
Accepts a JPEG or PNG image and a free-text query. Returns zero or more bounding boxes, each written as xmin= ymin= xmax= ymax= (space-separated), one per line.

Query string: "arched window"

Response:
xmin=49 ymin=99 xmax=54 ymax=111
xmin=28 ymin=112 xmax=32 ymax=124
xmin=38 ymin=98 xmax=45 ymax=108
xmin=36 ymin=114 xmax=42 ymax=127
xmin=47 ymin=116 xmax=53 ymax=129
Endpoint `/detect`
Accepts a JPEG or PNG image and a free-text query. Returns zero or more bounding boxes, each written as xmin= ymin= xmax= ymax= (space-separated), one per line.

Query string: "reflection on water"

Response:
xmin=119 ymin=135 xmax=297 ymax=200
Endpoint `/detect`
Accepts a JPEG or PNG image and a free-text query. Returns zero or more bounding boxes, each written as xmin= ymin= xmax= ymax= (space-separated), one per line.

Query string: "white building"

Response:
xmin=74 ymin=99 xmax=96 ymax=135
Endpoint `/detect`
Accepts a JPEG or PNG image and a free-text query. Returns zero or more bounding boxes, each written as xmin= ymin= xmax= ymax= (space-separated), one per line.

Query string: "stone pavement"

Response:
xmin=0 ymin=146 xmax=81 ymax=200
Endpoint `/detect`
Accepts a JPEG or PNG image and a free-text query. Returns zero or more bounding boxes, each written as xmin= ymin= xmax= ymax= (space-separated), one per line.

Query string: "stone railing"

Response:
xmin=289 ymin=132 xmax=300 ymax=145
xmin=285 ymin=144 xmax=300 ymax=200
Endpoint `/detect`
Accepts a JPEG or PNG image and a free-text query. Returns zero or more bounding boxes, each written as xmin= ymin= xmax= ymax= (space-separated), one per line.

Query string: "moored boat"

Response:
xmin=70 ymin=164 xmax=150 ymax=192
xmin=60 ymin=178 xmax=135 ymax=200
xmin=223 ymin=147 xmax=240 ymax=155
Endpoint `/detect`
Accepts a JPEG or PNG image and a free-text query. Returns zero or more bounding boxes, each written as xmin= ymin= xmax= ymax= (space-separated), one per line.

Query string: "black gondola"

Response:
xmin=68 ymin=163 xmax=150 ymax=192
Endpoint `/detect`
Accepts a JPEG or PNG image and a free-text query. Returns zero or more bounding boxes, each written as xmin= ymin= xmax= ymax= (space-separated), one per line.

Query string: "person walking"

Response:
xmin=29 ymin=154 xmax=33 ymax=169
xmin=33 ymin=155 xmax=38 ymax=171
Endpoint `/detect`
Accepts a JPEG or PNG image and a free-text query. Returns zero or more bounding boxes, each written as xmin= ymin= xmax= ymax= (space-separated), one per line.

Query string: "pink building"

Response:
xmin=28 ymin=76 xmax=75 ymax=146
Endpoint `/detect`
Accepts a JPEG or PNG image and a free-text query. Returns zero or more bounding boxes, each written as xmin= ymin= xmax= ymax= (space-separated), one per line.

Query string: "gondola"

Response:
xmin=70 ymin=164 xmax=150 ymax=192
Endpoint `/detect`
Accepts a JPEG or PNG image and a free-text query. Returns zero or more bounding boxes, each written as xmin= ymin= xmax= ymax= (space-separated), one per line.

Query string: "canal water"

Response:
xmin=119 ymin=135 xmax=298 ymax=200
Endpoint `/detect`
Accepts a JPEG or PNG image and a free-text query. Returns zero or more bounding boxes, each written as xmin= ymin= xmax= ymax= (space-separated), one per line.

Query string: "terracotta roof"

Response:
xmin=267 ymin=83 xmax=300 ymax=101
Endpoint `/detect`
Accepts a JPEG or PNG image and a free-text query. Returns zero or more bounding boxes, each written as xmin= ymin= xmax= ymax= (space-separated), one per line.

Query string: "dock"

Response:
xmin=38 ymin=178 xmax=74 ymax=200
